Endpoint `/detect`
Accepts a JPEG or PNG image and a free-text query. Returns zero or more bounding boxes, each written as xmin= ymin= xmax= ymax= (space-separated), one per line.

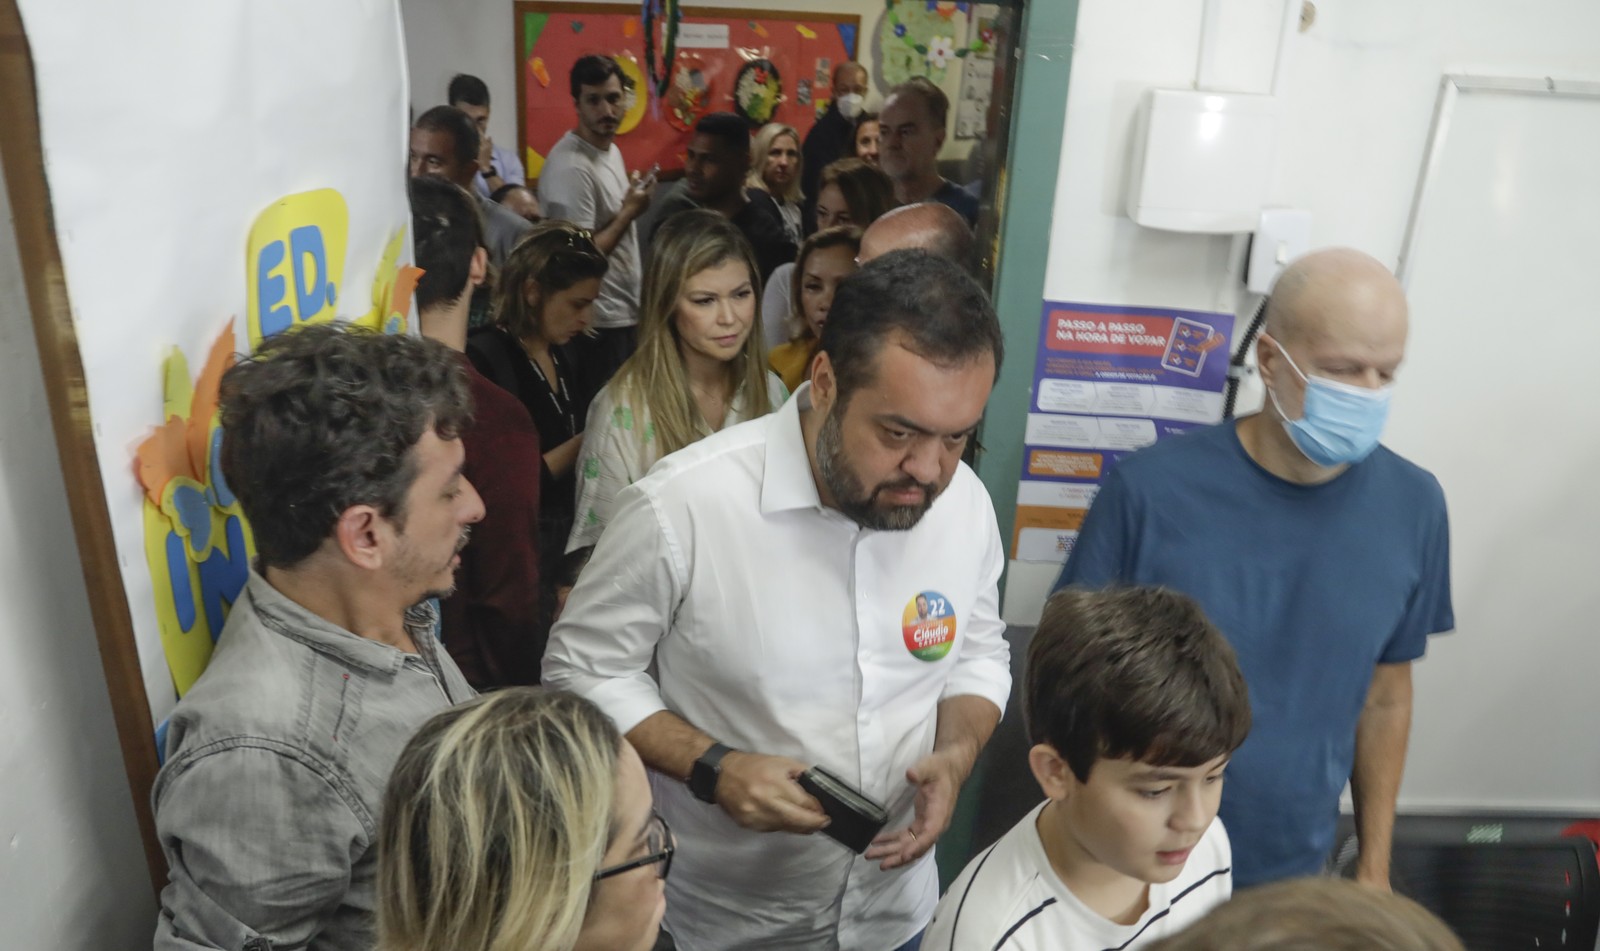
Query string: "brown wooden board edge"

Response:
xmin=0 ymin=0 xmax=166 ymax=895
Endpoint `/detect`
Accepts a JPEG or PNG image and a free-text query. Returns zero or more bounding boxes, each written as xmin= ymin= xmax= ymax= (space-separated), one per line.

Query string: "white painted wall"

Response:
xmin=1005 ymin=0 xmax=1600 ymax=814
xmin=0 ymin=156 xmax=156 ymax=946
xmin=1004 ymin=0 xmax=1600 ymax=624
xmin=398 ymin=0 xmax=978 ymax=167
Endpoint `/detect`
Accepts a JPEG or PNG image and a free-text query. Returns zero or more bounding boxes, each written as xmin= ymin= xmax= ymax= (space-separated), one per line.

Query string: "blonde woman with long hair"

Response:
xmin=568 ymin=210 xmax=787 ymax=550
xmin=747 ymin=122 xmax=804 ymax=243
xmin=377 ymin=688 xmax=670 ymax=951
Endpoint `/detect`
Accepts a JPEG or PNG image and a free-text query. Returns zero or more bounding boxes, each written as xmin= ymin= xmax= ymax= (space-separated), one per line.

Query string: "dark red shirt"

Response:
xmin=440 ymin=355 xmax=545 ymax=687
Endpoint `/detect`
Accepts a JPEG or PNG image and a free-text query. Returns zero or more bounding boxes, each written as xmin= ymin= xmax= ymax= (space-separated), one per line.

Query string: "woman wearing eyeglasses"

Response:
xmin=567 ymin=210 xmax=787 ymax=552
xmin=468 ymin=222 xmax=609 ymax=572
xmin=377 ymin=687 xmax=672 ymax=951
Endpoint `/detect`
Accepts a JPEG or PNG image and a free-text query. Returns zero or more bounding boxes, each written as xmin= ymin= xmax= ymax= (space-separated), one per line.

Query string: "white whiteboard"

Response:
xmin=1387 ymin=77 xmax=1600 ymax=813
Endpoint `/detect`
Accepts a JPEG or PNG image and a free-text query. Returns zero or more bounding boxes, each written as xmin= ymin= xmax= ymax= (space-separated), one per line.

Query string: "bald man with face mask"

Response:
xmin=1053 ymin=248 xmax=1455 ymax=891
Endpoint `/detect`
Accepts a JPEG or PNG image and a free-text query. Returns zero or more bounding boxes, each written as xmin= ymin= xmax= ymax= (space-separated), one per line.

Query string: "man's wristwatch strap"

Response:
xmin=689 ymin=742 xmax=734 ymax=804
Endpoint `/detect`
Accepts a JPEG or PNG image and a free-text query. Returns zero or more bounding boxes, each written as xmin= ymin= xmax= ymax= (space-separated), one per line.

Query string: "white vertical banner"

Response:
xmin=15 ymin=0 xmax=420 ymax=727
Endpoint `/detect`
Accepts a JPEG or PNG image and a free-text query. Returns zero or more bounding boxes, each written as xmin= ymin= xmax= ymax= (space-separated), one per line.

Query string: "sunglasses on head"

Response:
xmin=536 ymin=226 xmax=604 ymax=272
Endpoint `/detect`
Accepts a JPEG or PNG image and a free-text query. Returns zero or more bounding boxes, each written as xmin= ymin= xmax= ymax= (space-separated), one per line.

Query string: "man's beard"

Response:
xmin=815 ymin=410 xmax=939 ymax=531
xmin=407 ymin=525 xmax=473 ymax=603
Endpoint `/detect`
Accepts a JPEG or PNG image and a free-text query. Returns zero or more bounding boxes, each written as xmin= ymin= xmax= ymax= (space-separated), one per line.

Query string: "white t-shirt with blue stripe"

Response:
xmin=925 ymin=803 xmax=1232 ymax=950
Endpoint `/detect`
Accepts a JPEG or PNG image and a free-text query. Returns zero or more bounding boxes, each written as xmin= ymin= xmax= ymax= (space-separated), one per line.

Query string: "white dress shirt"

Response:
xmin=544 ymin=384 xmax=1012 ymax=951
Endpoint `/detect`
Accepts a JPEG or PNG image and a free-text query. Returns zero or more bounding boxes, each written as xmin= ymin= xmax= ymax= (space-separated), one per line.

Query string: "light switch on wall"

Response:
xmin=1247 ymin=208 xmax=1313 ymax=293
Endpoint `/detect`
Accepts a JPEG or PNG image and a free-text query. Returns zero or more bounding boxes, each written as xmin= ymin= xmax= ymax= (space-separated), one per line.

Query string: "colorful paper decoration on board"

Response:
xmin=879 ymin=0 xmax=990 ymax=83
xmin=615 ymin=52 xmax=649 ymax=134
xmin=665 ymin=53 xmax=711 ymax=132
xmin=642 ymin=0 xmax=683 ymax=98
xmin=734 ymin=58 xmax=782 ymax=125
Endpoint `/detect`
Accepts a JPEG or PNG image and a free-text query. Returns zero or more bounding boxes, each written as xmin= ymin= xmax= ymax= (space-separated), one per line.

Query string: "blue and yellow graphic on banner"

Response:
xmin=142 ymin=189 xmax=423 ymax=697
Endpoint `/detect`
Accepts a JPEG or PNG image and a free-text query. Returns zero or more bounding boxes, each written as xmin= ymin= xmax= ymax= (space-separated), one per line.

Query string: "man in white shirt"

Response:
xmin=544 ymin=250 xmax=1012 ymax=951
xmin=537 ymin=54 xmax=655 ymax=384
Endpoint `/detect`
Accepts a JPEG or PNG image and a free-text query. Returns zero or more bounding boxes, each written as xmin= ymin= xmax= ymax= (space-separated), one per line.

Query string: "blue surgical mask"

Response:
xmin=1266 ymin=345 xmax=1392 ymax=467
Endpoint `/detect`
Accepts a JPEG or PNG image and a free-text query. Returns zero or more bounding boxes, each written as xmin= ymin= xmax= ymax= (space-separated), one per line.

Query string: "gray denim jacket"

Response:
xmin=152 ymin=572 xmax=475 ymax=950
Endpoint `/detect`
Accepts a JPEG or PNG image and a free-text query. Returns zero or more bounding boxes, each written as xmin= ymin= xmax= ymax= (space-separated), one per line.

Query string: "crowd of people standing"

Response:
xmin=145 ymin=47 xmax=1462 ymax=951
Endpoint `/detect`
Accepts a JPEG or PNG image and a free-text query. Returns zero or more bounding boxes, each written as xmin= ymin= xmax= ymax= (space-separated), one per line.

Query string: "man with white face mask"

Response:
xmin=802 ymin=61 xmax=871 ymax=233
xmin=1053 ymin=248 xmax=1454 ymax=891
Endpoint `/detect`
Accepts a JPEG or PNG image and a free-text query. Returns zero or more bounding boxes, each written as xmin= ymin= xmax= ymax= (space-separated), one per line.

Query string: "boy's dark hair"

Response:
xmin=819 ymin=249 xmax=1003 ymax=407
xmin=1025 ymin=586 xmax=1251 ymax=782
xmin=409 ymin=176 xmax=485 ymax=311
xmin=447 ymin=73 xmax=490 ymax=108
xmin=219 ymin=325 xmax=472 ymax=570
xmin=694 ymin=111 xmax=752 ymax=155
xmin=414 ymin=105 xmax=480 ymax=170
xmin=569 ymin=54 xmax=625 ymax=100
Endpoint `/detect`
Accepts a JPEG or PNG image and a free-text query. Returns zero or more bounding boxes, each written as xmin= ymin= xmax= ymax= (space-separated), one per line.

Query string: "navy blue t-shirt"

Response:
xmin=1054 ymin=421 xmax=1453 ymax=886
xmin=932 ymin=179 xmax=979 ymax=226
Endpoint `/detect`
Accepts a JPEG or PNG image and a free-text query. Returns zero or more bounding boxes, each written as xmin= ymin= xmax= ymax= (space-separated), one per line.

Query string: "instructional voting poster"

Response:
xmin=1012 ymin=301 xmax=1234 ymax=564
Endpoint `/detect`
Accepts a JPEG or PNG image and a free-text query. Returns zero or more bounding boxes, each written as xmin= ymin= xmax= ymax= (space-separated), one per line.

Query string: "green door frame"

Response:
xmin=974 ymin=0 xmax=1080 ymax=594
xmin=940 ymin=0 xmax=1079 ymax=886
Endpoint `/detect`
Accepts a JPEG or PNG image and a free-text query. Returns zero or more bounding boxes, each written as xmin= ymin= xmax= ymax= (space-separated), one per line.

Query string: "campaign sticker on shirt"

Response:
xmin=902 ymin=591 xmax=956 ymax=662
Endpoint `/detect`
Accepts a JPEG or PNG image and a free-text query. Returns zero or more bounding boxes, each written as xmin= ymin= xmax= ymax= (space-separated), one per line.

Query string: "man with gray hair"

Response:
xmin=546 ymin=250 xmax=1012 ymax=950
xmin=1054 ymin=248 xmax=1454 ymax=889
xmin=879 ymin=77 xmax=978 ymax=225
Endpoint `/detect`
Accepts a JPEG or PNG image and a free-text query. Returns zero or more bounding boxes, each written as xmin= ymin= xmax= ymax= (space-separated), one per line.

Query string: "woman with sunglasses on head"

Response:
xmin=468 ymin=222 xmax=608 ymax=566
xmin=376 ymin=687 xmax=671 ymax=951
xmin=762 ymin=158 xmax=896 ymax=350
xmin=568 ymin=210 xmax=787 ymax=551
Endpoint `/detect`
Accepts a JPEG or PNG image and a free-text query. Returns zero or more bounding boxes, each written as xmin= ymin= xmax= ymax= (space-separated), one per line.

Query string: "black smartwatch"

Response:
xmin=689 ymin=742 xmax=734 ymax=804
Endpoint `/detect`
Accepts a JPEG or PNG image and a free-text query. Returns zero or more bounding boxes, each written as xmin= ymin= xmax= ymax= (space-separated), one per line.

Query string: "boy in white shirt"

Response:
xmin=925 ymin=586 xmax=1252 ymax=950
